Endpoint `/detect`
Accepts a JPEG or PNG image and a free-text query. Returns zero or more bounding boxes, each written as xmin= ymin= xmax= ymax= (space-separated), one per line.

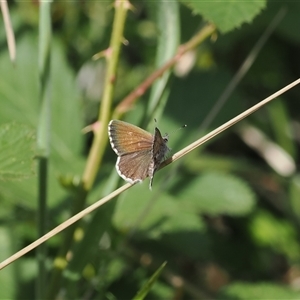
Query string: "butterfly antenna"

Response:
xmin=167 ymin=124 xmax=187 ymax=137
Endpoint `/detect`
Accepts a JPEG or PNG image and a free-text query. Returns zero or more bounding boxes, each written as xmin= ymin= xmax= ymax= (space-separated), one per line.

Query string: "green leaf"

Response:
xmin=0 ymin=34 xmax=84 ymax=207
xmin=146 ymin=0 xmax=180 ymax=120
xmin=133 ymin=262 xmax=167 ymax=300
xmin=113 ymin=184 xmax=204 ymax=237
xmin=50 ymin=38 xmax=84 ymax=171
xmin=0 ymin=123 xmax=35 ymax=181
xmin=178 ymin=172 xmax=256 ymax=216
xmin=218 ymin=282 xmax=300 ymax=299
xmin=180 ymin=0 xmax=267 ymax=33
xmin=104 ymin=257 xmax=128 ymax=286
xmin=249 ymin=210 xmax=300 ymax=260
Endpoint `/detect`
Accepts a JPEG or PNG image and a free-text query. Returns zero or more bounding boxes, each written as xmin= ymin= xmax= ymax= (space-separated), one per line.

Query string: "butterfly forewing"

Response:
xmin=109 ymin=120 xmax=153 ymax=155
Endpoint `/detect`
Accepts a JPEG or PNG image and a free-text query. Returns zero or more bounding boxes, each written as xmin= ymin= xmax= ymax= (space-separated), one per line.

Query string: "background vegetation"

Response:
xmin=1 ymin=0 xmax=300 ymax=299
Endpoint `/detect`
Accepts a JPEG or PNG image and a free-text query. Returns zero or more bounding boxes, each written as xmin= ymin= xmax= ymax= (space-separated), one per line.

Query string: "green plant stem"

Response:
xmin=82 ymin=0 xmax=129 ymax=191
xmin=46 ymin=1 xmax=129 ymax=298
xmin=37 ymin=1 xmax=52 ymax=299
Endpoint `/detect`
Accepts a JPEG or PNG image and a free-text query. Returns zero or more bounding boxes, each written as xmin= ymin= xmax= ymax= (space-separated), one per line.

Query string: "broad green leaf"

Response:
xmin=0 ymin=34 xmax=84 ymax=163
xmin=250 ymin=210 xmax=300 ymax=260
xmin=113 ymin=184 xmax=204 ymax=237
xmin=0 ymin=123 xmax=35 ymax=181
xmin=178 ymin=172 xmax=256 ymax=216
xmin=218 ymin=282 xmax=300 ymax=299
xmin=165 ymin=69 xmax=244 ymax=131
xmin=180 ymin=0 xmax=266 ymax=33
xmin=50 ymin=38 xmax=84 ymax=171
xmin=0 ymin=34 xmax=84 ymax=207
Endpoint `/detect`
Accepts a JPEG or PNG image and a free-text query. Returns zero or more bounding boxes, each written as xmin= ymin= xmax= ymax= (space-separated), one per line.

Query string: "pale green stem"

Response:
xmin=37 ymin=1 xmax=52 ymax=299
xmin=82 ymin=0 xmax=130 ymax=191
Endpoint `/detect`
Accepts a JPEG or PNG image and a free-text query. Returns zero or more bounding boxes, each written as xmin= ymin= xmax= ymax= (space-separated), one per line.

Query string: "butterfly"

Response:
xmin=108 ymin=120 xmax=170 ymax=189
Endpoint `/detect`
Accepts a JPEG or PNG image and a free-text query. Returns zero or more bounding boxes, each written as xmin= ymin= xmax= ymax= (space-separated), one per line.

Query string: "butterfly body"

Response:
xmin=108 ymin=120 xmax=170 ymax=189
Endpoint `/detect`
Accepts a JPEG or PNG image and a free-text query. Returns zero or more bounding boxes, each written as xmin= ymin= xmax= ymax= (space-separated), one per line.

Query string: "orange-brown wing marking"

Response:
xmin=108 ymin=120 xmax=153 ymax=155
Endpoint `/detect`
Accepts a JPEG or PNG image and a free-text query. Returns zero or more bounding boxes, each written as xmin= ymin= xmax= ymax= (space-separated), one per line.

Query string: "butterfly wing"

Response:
xmin=108 ymin=120 xmax=153 ymax=155
xmin=116 ymin=150 xmax=152 ymax=183
xmin=108 ymin=120 xmax=154 ymax=184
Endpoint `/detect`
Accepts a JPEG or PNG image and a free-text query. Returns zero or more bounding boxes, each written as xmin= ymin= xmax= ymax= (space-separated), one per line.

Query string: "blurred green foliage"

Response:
xmin=1 ymin=0 xmax=300 ymax=299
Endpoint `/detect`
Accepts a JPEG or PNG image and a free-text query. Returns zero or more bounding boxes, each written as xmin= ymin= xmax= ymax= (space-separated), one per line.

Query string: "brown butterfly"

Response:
xmin=108 ymin=120 xmax=170 ymax=189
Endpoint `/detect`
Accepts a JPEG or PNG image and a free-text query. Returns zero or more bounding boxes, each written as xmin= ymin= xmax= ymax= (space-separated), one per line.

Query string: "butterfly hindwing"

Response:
xmin=116 ymin=150 xmax=152 ymax=183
